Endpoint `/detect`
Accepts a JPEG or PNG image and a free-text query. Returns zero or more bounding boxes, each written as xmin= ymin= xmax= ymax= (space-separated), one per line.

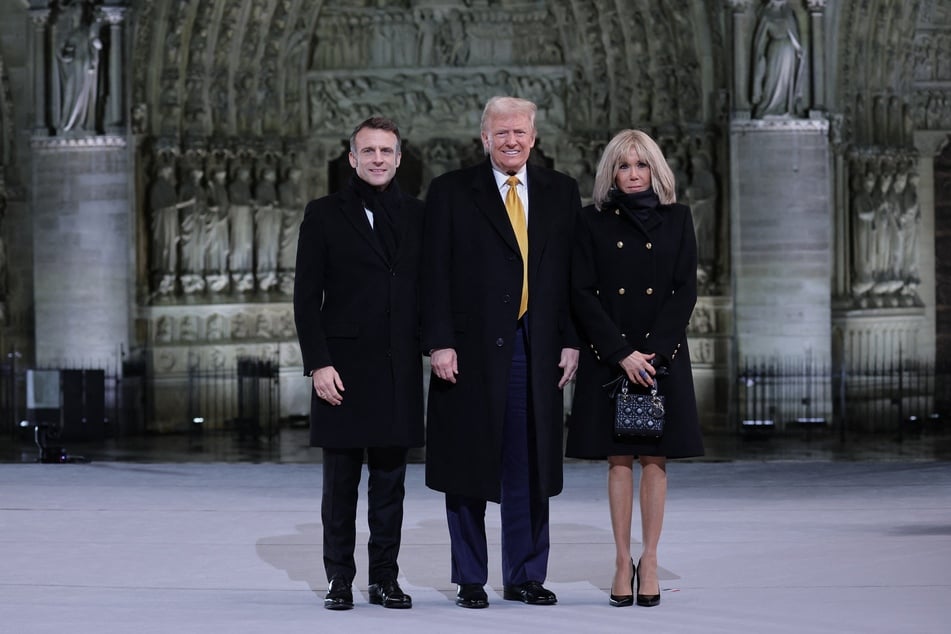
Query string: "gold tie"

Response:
xmin=505 ymin=175 xmax=528 ymax=318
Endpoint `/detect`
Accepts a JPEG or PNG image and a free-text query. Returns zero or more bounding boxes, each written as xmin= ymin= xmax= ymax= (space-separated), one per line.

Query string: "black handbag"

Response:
xmin=612 ymin=377 xmax=665 ymax=440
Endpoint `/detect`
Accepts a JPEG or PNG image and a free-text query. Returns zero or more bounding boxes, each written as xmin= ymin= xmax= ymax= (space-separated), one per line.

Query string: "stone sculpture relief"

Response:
xmin=146 ymin=144 xmax=305 ymax=300
xmin=848 ymin=150 xmax=921 ymax=306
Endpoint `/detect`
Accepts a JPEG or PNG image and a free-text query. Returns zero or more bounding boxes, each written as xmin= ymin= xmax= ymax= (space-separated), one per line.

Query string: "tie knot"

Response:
xmin=506 ymin=175 xmax=520 ymax=188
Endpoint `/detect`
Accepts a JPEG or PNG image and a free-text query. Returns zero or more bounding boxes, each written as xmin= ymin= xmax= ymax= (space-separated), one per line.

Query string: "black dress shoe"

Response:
xmin=635 ymin=559 xmax=661 ymax=607
xmin=455 ymin=583 xmax=489 ymax=609
xmin=609 ymin=558 xmax=635 ymax=607
xmin=324 ymin=578 xmax=354 ymax=610
xmin=502 ymin=580 xmax=557 ymax=605
xmin=368 ymin=579 xmax=412 ymax=609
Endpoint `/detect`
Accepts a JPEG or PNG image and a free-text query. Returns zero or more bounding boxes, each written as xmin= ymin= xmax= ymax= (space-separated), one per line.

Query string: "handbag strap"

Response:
xmin=603 ymin=375 xmax=659 ymax=399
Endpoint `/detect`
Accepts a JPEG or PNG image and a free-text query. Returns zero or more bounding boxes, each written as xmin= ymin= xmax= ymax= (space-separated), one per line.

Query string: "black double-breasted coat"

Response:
xmin=421 ymin=160 xmax=581 ymax=502
xmin=566 ymin=201 xmax=704 ymax=459
xmin=293 ymin=185 xmax=424 ymax=449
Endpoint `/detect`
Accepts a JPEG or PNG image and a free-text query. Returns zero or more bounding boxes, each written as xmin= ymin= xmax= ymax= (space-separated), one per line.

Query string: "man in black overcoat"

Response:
xmin=421 ymin=96 xmax=582 ymax=608
xmin=293 ymin=117 xmax=423 ymax=611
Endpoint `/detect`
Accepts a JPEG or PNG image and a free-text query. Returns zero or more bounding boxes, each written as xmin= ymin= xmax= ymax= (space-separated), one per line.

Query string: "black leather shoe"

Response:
xmin=368 ymin=579 xmax=412 ymax=609
xmin=455 ymin=583 xmax=489 ymax=609
xmin=502 ymin=580 xmax=557 ymax=605
xmin=635 ymin=559 xmax=661 ymax=607
xmin=324 ymin=578 xmax=354 ymax=610
xmin=609 ymin=558 xmax=635 ymax=607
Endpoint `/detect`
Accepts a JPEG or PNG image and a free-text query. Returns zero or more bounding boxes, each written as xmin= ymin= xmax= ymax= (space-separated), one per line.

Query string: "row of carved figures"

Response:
xmin=154 ymin=310 xmax=296 ymax=345
xmin=148 ymin=155 xmax=304 ymax=297
xmin=849 ymin=152 xmax=921 ymax=299
xmin=310 ymin=7 xmax=561 ymax=70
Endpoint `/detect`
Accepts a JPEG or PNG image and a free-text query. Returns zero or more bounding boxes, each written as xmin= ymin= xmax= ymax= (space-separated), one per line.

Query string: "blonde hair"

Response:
xmin=592 ymin=129 xmax=676 ymax=208
xmin=481 ymin=96 xmax=537 ymax=132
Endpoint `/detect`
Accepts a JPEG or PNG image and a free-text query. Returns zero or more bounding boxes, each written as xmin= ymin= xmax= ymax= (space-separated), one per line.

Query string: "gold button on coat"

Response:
xmin=646 ymin=288 xmax=653 ymax=295
xmin=618 ymin=288 xmax=626 ymax=295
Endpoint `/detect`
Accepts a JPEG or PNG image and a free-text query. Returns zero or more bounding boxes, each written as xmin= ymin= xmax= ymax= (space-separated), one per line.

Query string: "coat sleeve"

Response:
xmin=645 ymin=204 xmax=698 ymax=364
xmin=293 ymin=200 xmax=331 ymax=374
xmin=420 ymin=175 xmax=455 ymax=353
xmin=571 ymin=209 xmax=635 ymax=366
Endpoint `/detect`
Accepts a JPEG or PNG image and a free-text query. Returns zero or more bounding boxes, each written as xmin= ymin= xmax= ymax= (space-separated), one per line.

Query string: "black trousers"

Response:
xmin=321 ymin=446 xmax=408 ymax=585
xmin=445 ymin=319 xmax=550 ymax=586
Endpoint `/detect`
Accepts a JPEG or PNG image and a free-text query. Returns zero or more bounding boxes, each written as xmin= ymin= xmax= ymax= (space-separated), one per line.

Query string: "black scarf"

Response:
xmin=603 ymin=187 xmax=660 ymax=224
xmin=350 ymin=174 xmax=401 ymax=261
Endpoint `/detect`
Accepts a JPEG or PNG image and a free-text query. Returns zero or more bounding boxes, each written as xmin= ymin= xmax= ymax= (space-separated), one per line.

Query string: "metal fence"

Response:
xmin=1 ymin=352 xmax=281 ymax=441
xmin=179 ymin=354 xmax=281 ymax=437
xmin=736 ymin=354 xmax=945 ymax=436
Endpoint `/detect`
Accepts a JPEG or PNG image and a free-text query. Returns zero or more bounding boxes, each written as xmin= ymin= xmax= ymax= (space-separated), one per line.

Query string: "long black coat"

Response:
xmin=293 ymin=185 xmax=424 ymax=449
xmin=566 ymin=202 xmax=704 ymax=459
xmin=421 ymin=160 xmax=581 ymax=502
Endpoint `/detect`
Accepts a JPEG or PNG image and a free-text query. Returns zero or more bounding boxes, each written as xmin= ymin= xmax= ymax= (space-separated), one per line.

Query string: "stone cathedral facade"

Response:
xmin=0 ymin=0 xmax=949 ymax=432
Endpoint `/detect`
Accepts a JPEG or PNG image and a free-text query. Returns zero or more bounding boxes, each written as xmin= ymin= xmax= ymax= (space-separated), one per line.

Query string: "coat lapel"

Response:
xmin=472 ymin=160 xmax=520 ymax=254
xmin=339 ymin=187 xmax=386 ymax=261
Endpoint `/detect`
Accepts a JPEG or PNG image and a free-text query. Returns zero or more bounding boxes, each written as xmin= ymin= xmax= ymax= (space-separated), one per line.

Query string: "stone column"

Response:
xmin=807 ymin=0 xmax=826 ymax=115
xmin=32 ymin=138 xmax=131 ymax=368
xmin=727 ymin=0 xmax=753 ymax=116
xmin=102 ymin=7 xmax=127 ymax=133
xmin=30 ymin=9 xmax=50 ymax=135
xmin=730 ymin=118 xmax=833 ymax=421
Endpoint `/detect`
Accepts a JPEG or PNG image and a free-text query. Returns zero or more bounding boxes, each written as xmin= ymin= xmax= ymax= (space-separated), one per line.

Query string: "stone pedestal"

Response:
xmin=32 ymin=138 xmax=132 ymax=367
xmin=730 ymin=118 xmax=832 ymax=419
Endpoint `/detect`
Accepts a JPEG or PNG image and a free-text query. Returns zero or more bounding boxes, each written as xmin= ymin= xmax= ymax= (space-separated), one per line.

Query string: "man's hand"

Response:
xmin=557 ymin=347 xmax=579 ymax=389
xmin=312 ymin=366 xmax=345 ymax=405
xmin=431 ymin=348 xmax=458 ymax=384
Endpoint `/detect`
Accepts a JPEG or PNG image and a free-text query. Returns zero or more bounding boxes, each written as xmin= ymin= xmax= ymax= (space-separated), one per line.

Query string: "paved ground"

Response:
xmin=1 ymin=459 xmax=949 ymax=633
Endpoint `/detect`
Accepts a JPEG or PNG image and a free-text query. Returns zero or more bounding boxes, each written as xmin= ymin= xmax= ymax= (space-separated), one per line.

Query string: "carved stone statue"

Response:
xmin=278 ymin=166 xmax=303 ymax=295
xmin=686 ymin=153 xmax=718 ymax=288
xmin=228 ymin=164 xmax=255 ymax=292
xmin=149 ymin=163 xmax=180 ymax=295
xmin=205 ymin=165 xmax=231 ymax=293
xmin=54 ymin=0 xmax=103 ymax=133
xmin=850 ymin=167 xmax=876 ymax=297
xmin=870 ymin=166 xmax=895 ymax=295
xmin=254 ymin=165 xmax=281 ymax=292
xmin=178 ymin=166 xmax=208 ymax=294
xmin=897 ymin=167 xmax=921 ymax=296
xmin=750 ymin=0 xmax=804 ymax=118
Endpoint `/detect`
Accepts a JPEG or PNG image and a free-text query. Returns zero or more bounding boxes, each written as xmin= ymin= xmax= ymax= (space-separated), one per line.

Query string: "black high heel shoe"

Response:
xmin=635 ymin=558 xmax=661 ymax=607
xmin=609 ymin=558 xmax=635 ymax=607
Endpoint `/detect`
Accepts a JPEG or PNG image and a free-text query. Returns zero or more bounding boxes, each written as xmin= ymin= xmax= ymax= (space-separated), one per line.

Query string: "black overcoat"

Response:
xmin=421 ymin=160 xmax=581 ymax=502
xmin=293 ymin=186 xmax=424 ymax=449
xmin=566 ymin=202 xmax=704 ymax=459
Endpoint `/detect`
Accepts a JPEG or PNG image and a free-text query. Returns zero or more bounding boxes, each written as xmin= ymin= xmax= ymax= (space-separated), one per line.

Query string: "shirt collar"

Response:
xmin=492 ymin=165 xmax=528 ymax=191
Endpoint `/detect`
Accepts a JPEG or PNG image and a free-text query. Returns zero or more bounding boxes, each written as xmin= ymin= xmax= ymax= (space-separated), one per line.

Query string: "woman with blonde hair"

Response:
xmin=567 ymin=129 xmax=704 ymax=607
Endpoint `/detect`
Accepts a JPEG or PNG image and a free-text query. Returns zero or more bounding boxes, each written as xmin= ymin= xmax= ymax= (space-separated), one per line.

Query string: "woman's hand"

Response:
xmin=619 ymin=351 xmax=656 ymax=387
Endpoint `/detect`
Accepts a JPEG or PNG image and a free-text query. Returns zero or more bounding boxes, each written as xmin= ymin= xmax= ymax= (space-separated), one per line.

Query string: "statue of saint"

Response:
xmin=278 ymin=166 xmax=303 ymax=295
xmin=205 ymin=166 xmax=231 ymax=293
xmin=228 ymin=164 xmax=255 ymax=292
xmin=750 ymin=0 xmax=804 ymax=118
xmin=178 ymin=166 xmax=208 ymax=294
xmin=254 ymin=166 xmax=281 ymax=292
xmin=850 ymin=168 xmax=876 ymax=297
xmin=149 ymin=164 xmax=181 ymax=295
xmin=55 ymin=0 xmax=103 ymax=133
